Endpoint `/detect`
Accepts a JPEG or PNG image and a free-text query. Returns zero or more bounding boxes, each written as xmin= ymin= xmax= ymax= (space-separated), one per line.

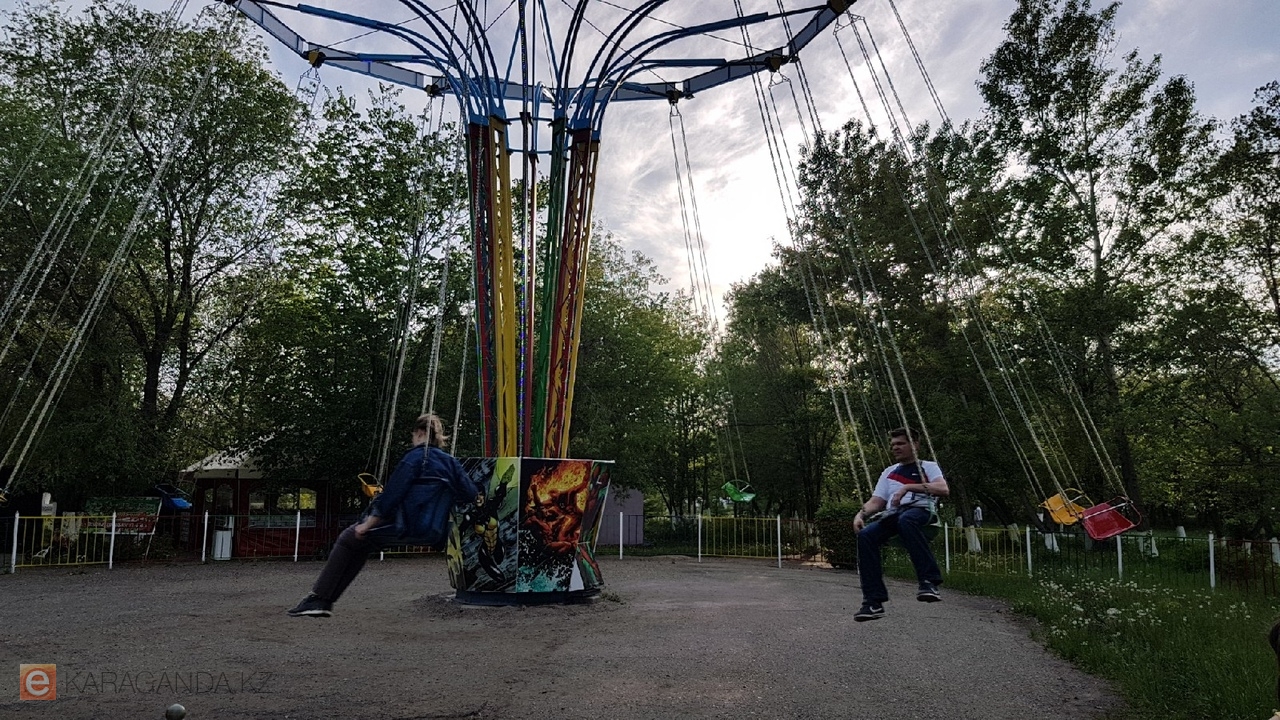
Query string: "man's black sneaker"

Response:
xmin=917 ymin=582 xmax=941 ymax=602
xmin=286 ymin=593 xmax=333 ymax=617
xmin=854 ymin=603 xmax=885 ymax=622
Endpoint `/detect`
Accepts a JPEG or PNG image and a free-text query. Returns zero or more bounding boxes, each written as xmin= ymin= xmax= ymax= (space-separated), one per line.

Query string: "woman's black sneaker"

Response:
xmin=286 ymin=593 xmax=333 ymax=617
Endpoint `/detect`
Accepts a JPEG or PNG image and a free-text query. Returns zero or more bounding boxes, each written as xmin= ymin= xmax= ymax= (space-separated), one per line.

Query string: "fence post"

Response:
xmin=294 ymin=511 xmax=302 ymax=562
xmin=201 ymin=511 xmax=209 ymax=563
xmin=697 ymin=513 xmax=702 ymax=563
xmin=619 ymin=512 xmax=623 ymax=560
xmin=1026 ymin=525 xmax=1032 ymax=577
xmin=1208 ymin=532 xmax=1216 ymax=590
xmin=943 ymin=523 xmax=950 ymax=573
xmin=10 ymin=511 xmax=18 ymax=573
xmin=108 ymin=512 xmax=117 ymax=570
xmin=776 ymin=515 xmax=782 ymax=569
xmin=1116 ymin=535 xmax=1123 ymax=580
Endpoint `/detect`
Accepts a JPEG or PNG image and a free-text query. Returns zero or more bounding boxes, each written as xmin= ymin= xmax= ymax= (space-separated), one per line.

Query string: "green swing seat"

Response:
xmin=722 ymin=481 xmax=756 ymax=503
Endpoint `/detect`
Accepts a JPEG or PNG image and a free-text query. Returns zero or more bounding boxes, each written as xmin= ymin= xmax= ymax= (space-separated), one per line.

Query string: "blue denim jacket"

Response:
xmin=369 ymin=444 xmax=477 ymax=543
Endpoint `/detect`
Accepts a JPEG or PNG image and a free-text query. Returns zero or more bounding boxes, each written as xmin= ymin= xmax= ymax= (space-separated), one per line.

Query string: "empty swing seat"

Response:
xmin=721 ymin=481 xmax=755 ymax=503
xmin=1040 ymin=489 xmax=1090 ymax=526
xmin=1081 ymin=497 xmax=1139 ymax=541
xmin=359 ymin=473 xmax=383 ymax=499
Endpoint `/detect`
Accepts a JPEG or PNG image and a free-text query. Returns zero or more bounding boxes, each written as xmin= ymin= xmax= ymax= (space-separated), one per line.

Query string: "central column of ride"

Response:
xmin=449 ymin=115 xmax=610 ymax=604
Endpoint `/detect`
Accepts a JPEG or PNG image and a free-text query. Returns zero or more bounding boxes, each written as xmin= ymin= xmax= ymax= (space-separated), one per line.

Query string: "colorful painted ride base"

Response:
xmin=447 ymin=457 xmax=612 ymax=605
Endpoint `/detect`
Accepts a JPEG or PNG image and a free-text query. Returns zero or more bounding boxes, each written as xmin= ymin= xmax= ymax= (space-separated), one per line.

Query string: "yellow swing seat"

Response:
xmin=359 ymin=472 xmax=383 ymax=499
xmin=1040 ymin=488 xmax=1091 ymax=526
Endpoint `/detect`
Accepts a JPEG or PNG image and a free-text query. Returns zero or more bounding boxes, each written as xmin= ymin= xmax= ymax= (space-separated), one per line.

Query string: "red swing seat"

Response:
xmin=1080 ymin=497 xmax=1140 ymax=540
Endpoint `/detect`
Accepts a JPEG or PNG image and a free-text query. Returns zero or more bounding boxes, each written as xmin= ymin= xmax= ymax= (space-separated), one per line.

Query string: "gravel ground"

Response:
xmin=0 ymin=555 xmax=1121 ymax=719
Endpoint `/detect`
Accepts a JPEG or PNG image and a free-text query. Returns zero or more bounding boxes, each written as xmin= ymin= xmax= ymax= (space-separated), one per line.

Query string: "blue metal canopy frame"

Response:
xmin=225 ymin=0 xmax=854 ymax=132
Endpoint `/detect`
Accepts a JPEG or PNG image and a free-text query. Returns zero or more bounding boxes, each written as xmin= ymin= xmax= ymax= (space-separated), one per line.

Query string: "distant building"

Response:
xmin=593 ymin=488 xmax=645 ymax=546
xmin=180 ymin=451 xmax=357 ymax=559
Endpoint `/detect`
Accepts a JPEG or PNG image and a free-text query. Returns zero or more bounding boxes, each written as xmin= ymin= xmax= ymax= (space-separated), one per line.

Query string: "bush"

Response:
xmin=815 ymin=502 xmax=860 ymax=569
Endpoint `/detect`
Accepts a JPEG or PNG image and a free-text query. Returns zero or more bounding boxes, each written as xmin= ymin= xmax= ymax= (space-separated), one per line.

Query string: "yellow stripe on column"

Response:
xmin=488 ymin=118 xmax=518 ymax=457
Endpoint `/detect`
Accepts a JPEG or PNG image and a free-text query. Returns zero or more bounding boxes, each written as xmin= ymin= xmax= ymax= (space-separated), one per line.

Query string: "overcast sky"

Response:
xmin=68 ymin=0 xmax=1280 ymax=309
xmin=588 ymin=0 xmax=1279 ymax=310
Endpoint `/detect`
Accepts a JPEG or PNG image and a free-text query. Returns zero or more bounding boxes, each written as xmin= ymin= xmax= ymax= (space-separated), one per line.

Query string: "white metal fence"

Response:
xmin=607 ymin=514 xmax=1280 ymax=599
xmin=6 ymin=511 xmax=1277 ymax=601
xmin=1 ymin=511 xmax=439 ymax=571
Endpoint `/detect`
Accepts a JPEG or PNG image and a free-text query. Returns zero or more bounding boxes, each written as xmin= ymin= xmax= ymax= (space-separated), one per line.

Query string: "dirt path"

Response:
xmin=0 ymin=555 xmax=1120 ymax=719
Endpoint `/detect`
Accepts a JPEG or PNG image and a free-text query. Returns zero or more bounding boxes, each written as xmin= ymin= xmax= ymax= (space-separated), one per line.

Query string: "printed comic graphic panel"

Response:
xmin=516 ymin=458 xmax=594 ymax=592
xmin=447 ymin=458 xmax=492 ymax=589
xmin=450 ymin=458 xmax=520 ymax=592
xmin=572 ymin=461 xmax=613 ymax=591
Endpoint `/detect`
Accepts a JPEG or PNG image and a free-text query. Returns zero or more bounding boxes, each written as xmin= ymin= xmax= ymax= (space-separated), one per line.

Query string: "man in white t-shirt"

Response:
xmin=973 ymin=505 xmax=984 ymax=528
xmin=852 ymin=427 xmax=950 ymax=621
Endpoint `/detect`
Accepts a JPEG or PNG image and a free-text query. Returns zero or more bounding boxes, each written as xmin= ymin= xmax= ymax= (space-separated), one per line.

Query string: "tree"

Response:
xmin=1221 ymin=82 xmax=1280 ymax=334
xmin=568 ymin=233 xmax=707 ymax=509
xmin=715 ymin=259 xmax=841 ymax=520
xmin=0 ymin=1 xmax=300 ymax=500
xmin=221 ymin=87 xmax=468 ymax=490
xmin=789 ymin=116 xmax=1042 ymax=524
xmin=977 ymin=0 xmax=1219 ymax=511
xmin=1124 ymin=81 xmax=1280 ymax=535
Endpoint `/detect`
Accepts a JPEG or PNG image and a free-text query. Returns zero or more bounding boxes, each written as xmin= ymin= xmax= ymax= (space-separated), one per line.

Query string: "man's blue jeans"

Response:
xmin=857 ymin=507 xmax=942 ymax=604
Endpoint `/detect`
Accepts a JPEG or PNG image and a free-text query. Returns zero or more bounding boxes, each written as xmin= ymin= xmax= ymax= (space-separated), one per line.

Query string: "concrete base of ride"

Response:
xmin=447 ymin=457 xmax=612 ymax=605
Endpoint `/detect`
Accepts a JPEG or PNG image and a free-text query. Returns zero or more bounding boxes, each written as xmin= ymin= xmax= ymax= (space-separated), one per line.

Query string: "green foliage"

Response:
xmin=958 ymin=575 xmax=1278 ymax=720
xmin=715 ymin=261 xmax=843 ymax=520
xmin=978 ymin=0 xmax=1221 ymax=512
xmin=224 ymin=87 xmax=468 ymax=488
xmin=3 ymin=0 xmax=1277 ymax=549
xmin=570 ymin=234 xmax=707 ymax=505
xmin=0 ymin=0 xmax=300 ymax=499
xmin=730 ymin=0 xmax=1277 ymax=538
xmin=814 ymin=502 xmax=859 ymax=568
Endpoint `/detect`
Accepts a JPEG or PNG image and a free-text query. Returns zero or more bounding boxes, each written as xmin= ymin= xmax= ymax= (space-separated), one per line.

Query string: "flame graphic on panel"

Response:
xmin=523 ymin=460 xmax=589 ymax=555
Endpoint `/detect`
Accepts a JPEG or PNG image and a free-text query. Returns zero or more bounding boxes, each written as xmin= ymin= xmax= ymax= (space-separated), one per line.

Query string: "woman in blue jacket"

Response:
xmin=288 ymin=413 xmax=475 ymax=617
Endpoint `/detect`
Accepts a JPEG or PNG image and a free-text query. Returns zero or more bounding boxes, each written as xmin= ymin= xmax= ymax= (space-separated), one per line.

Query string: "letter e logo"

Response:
xmin=20 ymin=664 xmax=56 ymax=701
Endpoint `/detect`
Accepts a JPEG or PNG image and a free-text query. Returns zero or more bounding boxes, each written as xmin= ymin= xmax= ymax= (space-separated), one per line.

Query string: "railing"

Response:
xmin=603 ymin=515 xmax=1280 ymax=600
xmin=897 ymin=524 xmax=1279 ymax=599
xmin=6 ymin=513 xmax=119 ymax=568
xmin=2 ymin=511 xmax=439 ymax=570
xmin=605 ymin=514 xmax=813 ymax=565
xmin=7 ymin=509 xmax=1278 ymax=601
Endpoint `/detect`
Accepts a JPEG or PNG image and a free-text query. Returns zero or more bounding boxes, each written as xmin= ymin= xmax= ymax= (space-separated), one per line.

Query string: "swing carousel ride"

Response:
xmin=0 ymin=0 xmax=1143 ymax=597
xmin=219 ymin=0 xmax=856 ymax=600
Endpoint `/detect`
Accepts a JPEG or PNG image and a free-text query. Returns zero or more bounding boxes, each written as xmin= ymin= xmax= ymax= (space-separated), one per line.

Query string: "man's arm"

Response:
xmin=890 ymin=466 xmax=950 ymax=507
xmin=853 ymin=496 xmax=887 ymax=532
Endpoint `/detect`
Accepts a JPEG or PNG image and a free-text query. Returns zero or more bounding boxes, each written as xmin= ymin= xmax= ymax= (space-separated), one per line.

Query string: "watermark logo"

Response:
xmin=66 ymin=670 xmax=272 ymax=695
xmin=18 ymin=665 xmax=273 ymax=699
xmin=20 ymin=664 xmax=57 ymax=701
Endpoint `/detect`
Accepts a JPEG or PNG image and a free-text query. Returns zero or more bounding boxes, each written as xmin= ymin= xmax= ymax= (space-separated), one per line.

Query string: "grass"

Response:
xmin=932 ymin=570 xmax=1279 ymax=720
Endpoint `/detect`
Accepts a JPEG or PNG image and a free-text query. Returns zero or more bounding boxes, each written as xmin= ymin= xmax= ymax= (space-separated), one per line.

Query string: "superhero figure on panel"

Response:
xmin=462 ymin=468 xmax=511 ymax=584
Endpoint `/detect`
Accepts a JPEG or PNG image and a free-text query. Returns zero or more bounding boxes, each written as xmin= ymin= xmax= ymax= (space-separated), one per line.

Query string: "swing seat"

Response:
xmin=721 ymin=481 xmax=755 ymax=503
xmin=1040 ymin=488 xmax=1090 ymax=526
xmin=864 ymin=509 xmax=942 ymax=543
xmin=920 ymin=514 xmax=942 ymax=543
xmin=1081 ymin=497 xmax=1140 ymax=541
xmin=359 ymin=473 xmax=383 ymax=499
